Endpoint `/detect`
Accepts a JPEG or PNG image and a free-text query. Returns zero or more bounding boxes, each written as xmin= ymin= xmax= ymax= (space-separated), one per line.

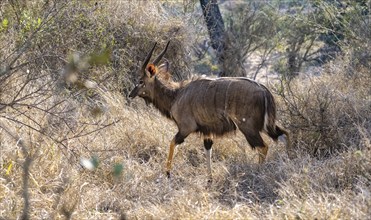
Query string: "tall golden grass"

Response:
xmin=1 ymin=1 xmax=370 ymax=219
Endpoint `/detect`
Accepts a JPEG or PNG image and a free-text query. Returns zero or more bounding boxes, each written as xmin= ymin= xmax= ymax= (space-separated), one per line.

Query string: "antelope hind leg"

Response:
xmin=257 ymin=143 xmax=268 ymax=164
xmin=204 ymin=138 xmax=213 ymax=182
xmin=240 ymin=129 xmax=268 ymax=164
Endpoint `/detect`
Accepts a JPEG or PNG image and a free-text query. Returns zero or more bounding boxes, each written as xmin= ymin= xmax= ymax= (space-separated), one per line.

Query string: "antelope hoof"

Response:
xmin=166 ymin=171 xmax=171 ymax=179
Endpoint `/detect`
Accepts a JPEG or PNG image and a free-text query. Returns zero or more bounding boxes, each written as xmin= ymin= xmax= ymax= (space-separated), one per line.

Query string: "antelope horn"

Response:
xmin=142 ymin=42 xmax=157 ymax=71
xmin=153 ymin=41 xmax=170 ymax=65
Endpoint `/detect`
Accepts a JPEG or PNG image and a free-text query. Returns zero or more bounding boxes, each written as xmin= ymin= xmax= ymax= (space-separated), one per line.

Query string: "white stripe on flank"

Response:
xmin=264 ymin=96 xmax=268 ymax=132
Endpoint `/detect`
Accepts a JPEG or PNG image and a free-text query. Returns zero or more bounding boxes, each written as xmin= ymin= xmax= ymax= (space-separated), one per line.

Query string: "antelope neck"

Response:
xmin=151 ymin=77 xmax=180 ymax=118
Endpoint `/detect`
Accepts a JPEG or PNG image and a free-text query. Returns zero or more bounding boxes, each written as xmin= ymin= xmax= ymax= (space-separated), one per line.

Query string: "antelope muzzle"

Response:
xmin=128 ymin=85 xmax=139 ymax=99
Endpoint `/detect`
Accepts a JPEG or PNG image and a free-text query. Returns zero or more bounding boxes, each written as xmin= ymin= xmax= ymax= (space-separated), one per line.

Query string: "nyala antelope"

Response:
xmin=129 ymin=41 xmax=290 ymax=181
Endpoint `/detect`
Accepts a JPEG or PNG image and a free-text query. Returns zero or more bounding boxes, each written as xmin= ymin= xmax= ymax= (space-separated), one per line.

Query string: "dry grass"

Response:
xmin=1 ymin=1 xmax=370 ymax=219
xmin=1 ymin=84 xmax=370 ymax=219
xmin=275 ymin=56 xmax=371 ymax=158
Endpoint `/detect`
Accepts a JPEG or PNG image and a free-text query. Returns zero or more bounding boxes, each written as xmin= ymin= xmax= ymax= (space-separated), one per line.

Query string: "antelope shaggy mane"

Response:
xmin=129 ymin=41 xmax=290 ymax=181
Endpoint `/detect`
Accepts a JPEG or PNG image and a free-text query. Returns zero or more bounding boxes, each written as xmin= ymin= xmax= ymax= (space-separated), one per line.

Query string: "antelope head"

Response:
xmin=129 ymin=42 xmax=170 ymax=100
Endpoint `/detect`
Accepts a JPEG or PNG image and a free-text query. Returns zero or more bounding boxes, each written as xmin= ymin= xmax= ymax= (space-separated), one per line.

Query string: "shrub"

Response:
xmin=275 ymin=54 xmax=370 ymax=158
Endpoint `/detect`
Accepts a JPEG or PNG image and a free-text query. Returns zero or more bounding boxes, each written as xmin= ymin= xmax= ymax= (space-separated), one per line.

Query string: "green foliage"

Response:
xmin=271 ymin=0 xmax=369 ymax=78
xmin=223 ymin=4 xmax=280 ymax=77
xmin=220 ymin=0 xmax=369 ymax=80
xmin=20 ymin=10 xmax=40 ymax=31
xmin=113 ymin=164 xmax=124 ymax=177
xmin=91 ymin=156 xmax=99 ymax=168
xmin=0 ymin=18 xmax=9 ymax=31
xmin=88 ymin=49 xmax=112 ymax=66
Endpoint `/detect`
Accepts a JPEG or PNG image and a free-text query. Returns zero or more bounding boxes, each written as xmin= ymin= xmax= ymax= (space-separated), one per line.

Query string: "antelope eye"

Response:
xmin=139 ymin=80 xmax=144 ymax=85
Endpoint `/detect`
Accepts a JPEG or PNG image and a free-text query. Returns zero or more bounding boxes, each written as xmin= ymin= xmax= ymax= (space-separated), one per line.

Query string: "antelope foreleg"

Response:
xmin=166 ymin=138 xmax=176 ymax=178
xmin=166 ymin=132 xmax=186 ymax=178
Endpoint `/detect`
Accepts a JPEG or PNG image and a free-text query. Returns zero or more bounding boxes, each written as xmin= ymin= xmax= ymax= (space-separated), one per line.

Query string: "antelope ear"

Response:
xmin=157 ymin=61 xmax=171 ymax=81
xmin=158 ymin=61 xmax=169 ymax=73
xmin=146 ymin=64 xmax=157 ymax=77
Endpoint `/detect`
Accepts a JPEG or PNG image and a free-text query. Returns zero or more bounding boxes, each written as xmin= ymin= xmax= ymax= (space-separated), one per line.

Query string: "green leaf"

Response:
xmin=37 ymin=18 xmax=42 ymax=27
xmin=91 ymin=156 xmax=99 ymax=168
xmin=113 ymin=164 xmax=124 ymax=177
xmin=2 ymin=18 xmax=9 ymax=28
xmin=88 ymin=49 xmax=111 ymax=66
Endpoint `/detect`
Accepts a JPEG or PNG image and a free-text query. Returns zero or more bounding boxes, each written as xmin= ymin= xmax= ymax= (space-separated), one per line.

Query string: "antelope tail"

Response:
xmin=263 ymin=91 xmax=292 ymax=154
xmin=264 ymin=92 xmax=290 ymax=144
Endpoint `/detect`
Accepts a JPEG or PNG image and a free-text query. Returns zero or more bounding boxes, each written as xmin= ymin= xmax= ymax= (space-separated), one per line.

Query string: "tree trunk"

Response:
xmin=200 ymin=0 xmax=226 ymax=76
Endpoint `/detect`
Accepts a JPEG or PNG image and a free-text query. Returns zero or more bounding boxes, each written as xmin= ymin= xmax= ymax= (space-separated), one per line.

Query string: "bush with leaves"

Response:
xmin=273 ymin=0 xmax=370 ymax=79
xmin=223 ymin=3 xmax=279 ymax=78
